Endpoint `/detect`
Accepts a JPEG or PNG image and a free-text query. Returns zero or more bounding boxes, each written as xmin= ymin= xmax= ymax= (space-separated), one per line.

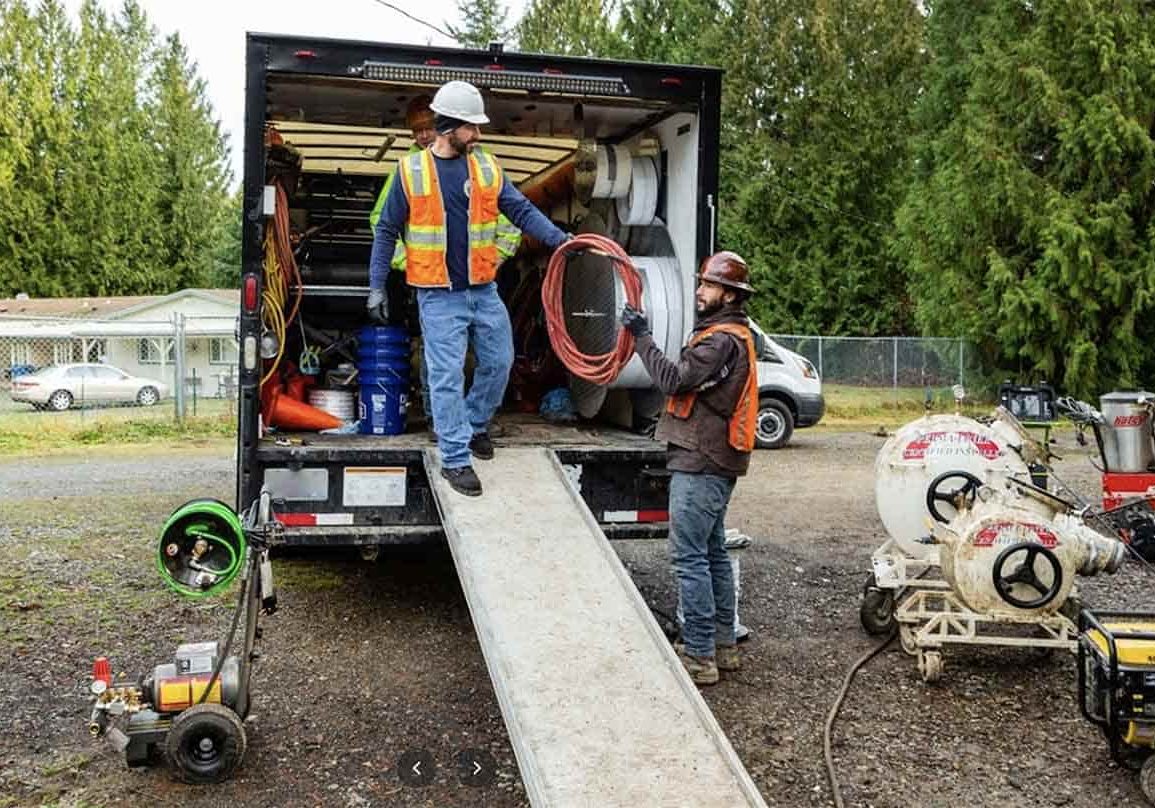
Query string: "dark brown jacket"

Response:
xmin=634 ymin=305 xmax=753 ymax=477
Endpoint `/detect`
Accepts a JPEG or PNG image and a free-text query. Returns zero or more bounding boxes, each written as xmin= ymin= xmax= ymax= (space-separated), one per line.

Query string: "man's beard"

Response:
xmin=697 ymin=298 xmax=725 ymax=318
xmin=447 ymin=133 xmax=473 ymax=156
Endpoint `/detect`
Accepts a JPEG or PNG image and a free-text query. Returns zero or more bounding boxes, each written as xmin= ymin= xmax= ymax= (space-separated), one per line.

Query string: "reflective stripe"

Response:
xmin=495 ymin=215 xmax=522 ymax=260
xmin=406 ymin=229 xmax=445 ymax=247
xmin=473 ymin=148 xmax=500 ymax=188
xmin=403 ymin=151 xmax=431 ymax=196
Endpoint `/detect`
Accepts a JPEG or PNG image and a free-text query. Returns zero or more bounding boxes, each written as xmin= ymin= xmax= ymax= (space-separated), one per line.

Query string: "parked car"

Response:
xmin=9 ymin=364 xmax=169 ymax=411
xmin=3 ymin=363 xmax=37 ymax=381
xmin=750 ymin=322 xmax=825 ymax=449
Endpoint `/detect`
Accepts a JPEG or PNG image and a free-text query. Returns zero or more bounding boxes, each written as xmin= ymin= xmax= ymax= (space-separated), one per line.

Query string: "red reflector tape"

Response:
xmin=603 ymin=510 xmax=669 ymax=524
xmin=276 ymin=512 xmax=355 ymax=527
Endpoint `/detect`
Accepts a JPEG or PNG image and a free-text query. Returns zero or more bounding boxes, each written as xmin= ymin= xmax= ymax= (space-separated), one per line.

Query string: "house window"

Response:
xmin=209 ymin=337 xmax=238 ymax=365
xmin=138 ymin=338 xmax=174 ymax=364
xmin=85 ymin=340 xmax=107 ymax=364
xmin=10 ymin=343 xmax=31 ymax=366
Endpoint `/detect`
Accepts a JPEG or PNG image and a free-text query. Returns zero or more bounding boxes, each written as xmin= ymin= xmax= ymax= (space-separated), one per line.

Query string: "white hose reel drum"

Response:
xmin=591 ymin=144 xmax=633 ymax=199
xmin=875 ymin=414 xmax=1032 ymax=562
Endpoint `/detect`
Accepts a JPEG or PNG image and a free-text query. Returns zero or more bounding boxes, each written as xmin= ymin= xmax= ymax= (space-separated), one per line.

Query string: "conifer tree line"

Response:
xmin=0 ymin=0 xmax=233 ymax=298
xmin=2 ymin=1 xmax=1153 ymax=395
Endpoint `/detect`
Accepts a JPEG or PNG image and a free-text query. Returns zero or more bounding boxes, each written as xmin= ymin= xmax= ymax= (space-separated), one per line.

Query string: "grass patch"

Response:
xmin=0 ymin=413 xmax=234 ymax=454
xmin=40 ymin=753 xmax=94 ymax=778
xmin=821 ymin=384 xmax=995 ymax=425
xmin=273 ymin=559 xmax=347 ymax=592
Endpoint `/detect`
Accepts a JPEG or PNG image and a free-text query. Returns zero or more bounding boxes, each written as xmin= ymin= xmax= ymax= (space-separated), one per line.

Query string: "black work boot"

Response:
xmin=469 ymin=432 xmax=495 ymax=461
xmin=441 ymin=465 xmax=482 ymax=497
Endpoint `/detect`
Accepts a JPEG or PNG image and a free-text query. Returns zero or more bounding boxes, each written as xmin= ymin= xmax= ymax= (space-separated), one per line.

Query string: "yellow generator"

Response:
xmin=1079 ymin=609 xmax=1155 ymax=803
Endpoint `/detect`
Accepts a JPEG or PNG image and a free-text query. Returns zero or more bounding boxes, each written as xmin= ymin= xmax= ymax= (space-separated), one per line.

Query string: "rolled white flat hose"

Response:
xmin=617 ymin=157 xmax=659 ymax=226
xmin=591 ymin=144 xmax=632 ymax=199
xmin=611 ymin=255 xmax=683 ymax=389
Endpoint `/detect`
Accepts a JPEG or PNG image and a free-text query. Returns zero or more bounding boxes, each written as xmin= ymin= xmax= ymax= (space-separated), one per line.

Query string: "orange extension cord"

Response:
xmin=542 ymin=233 xmax=643 ymax=385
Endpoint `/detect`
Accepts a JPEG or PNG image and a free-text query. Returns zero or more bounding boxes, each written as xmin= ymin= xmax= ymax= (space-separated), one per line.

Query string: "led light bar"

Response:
xmin=361 ymin=61 xmax=630 ymax=96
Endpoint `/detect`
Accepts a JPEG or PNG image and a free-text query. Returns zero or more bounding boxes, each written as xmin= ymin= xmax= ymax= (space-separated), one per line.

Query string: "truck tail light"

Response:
xmin=243 ymin=274 xmax=259 ymax=312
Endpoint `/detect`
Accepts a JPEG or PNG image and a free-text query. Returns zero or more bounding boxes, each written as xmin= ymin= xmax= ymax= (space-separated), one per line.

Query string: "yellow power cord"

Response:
xmin=260 ymin=228 xmax=287 ymax=386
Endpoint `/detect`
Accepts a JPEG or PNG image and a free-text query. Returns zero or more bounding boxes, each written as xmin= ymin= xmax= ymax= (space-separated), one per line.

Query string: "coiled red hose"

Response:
xmin=542 ymin=233 xmax=643 ymax=385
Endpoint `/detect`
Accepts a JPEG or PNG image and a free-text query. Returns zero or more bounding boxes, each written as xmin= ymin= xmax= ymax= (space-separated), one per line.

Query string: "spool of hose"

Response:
xmin=617 ymin=157 xmax=659 ymax=226
xmin=157 ymin=499 xmax=247 ymax=599
xmin=592 ymin=145 xmax=632 ymax=199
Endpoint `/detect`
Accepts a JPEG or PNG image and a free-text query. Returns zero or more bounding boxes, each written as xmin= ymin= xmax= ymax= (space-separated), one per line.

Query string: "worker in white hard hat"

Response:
xmin=368 ymin=80 xmax=570 ymax=497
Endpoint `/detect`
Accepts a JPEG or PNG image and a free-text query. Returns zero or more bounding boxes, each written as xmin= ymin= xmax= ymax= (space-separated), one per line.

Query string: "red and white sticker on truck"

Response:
xmin=972 ymin=520 xmax=1059 ymax=548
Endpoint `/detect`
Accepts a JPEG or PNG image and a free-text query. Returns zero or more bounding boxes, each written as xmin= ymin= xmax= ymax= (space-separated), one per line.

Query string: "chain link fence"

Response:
xmin=0 ymin=314 xmax=239 ymax=426
xmin=767 ymin=334 xmax=977 ymax=389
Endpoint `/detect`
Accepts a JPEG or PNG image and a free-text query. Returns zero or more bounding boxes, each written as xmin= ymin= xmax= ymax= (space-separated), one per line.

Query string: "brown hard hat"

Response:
xmin=698 ymin=251 xmax=754 ymax=294
xmin=405 ymin=95 xmax=435 ymax=131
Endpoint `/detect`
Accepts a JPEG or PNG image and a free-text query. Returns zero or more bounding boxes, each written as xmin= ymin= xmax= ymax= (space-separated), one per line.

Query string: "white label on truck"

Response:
xmin=343 ymin=467 xmax=407 ymax=507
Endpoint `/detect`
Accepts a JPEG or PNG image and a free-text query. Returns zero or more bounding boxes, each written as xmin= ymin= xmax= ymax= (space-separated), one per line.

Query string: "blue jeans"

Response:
xmin=669 ymin=471 xmax=737 ymax=658
xmin=417 ymin=283 xmax=513 ymax=469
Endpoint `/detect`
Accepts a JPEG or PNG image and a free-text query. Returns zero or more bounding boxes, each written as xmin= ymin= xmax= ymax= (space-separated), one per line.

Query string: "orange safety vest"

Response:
xmin=665 ymin=323 xmax=759 ymax=452
xmin=398 ymin=147 xmax=504 ymax=288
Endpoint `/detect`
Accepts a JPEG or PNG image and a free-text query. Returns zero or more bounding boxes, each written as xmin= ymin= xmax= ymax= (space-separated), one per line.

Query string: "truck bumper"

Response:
xmin=796 ymin=393 xmax=825 ymax=428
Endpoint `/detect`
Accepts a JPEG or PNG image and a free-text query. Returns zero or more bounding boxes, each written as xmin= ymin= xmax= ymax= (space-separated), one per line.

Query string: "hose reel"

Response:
xmin=157 ymin=499 xmax=247 ymax=598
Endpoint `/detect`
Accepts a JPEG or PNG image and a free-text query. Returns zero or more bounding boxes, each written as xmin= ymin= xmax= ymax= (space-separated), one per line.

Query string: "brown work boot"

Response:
xmin=715 ymin=644 xmax=741 ymax=672
xmin=676 ymin=648 xmax=719 ymax=686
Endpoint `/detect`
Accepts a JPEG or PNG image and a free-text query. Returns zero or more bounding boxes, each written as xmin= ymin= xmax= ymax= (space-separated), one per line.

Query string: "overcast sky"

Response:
xmin=61 ymin=0 xmax=527 ymax=183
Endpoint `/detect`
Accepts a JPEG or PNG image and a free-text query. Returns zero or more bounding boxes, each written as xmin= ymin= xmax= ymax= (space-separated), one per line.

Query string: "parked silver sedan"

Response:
xmin=9 ymin=364 xmax=169 ymax=411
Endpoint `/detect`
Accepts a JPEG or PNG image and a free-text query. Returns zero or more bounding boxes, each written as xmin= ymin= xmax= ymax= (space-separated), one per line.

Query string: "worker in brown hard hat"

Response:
xmin=369 ymin=95 xmax=437 ymax=232
xmin=621 ymin=251 xmax=758 ymax=686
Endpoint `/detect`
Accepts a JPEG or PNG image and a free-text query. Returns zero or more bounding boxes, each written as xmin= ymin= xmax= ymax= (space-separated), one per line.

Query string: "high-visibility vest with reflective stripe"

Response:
xmin=665 ymin=323 xmax=759 ymax=452
xmin=398 ymin=147 xmax=504 ymax=288
xmin=369 ymin=146 xmax=420 ymax=272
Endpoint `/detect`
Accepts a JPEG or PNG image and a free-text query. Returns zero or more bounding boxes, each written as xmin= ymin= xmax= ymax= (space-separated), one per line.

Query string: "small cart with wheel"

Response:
xmin=1078 ymin=609 xmax=1155 ymax=804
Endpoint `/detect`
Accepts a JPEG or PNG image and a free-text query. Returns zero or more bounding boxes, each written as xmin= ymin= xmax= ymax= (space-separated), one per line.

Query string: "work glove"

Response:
xmin=366 ymin=288 xmax=389 ymax=325
xmin=621 ymin=304 xmax=651 ymax=339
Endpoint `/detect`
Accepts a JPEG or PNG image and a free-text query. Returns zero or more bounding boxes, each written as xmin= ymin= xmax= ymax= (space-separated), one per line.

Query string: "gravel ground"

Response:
xmin=1 ymin=429 xmax=1153 ymax=807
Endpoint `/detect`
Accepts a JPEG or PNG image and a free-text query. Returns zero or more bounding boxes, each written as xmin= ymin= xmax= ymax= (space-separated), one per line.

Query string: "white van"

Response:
xmin=749 ymin=322 xmax=824 ymax=448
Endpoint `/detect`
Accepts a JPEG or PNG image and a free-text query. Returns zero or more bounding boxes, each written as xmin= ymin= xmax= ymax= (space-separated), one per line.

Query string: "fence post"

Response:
xmin=892 ymin=337 xmax=899 ymax=389
xmin=958 ymin=339 xmax=965 ymax=387
xmin=817 ymin=336 xmax=824 ymax=379
xmin=173 ymin=313 xmax=186 ymax=423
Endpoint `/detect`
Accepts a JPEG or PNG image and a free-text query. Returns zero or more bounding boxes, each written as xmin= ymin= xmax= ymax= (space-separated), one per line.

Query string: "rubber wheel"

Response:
xmin=165 ymin=703 xmax=246 ymax=784
xmin=1141 ymin=753 xmax=1155 ymax=804
xmin=48 ymin=389 xmax=73 ymax=411
xmin=860 ymin=585 xmax=896 ymax=636
xmin=919 ymin=650 xmax=943 ymax=683
xmin=136 ymin=386 xmax=160 ymax=406
xmin=755 ymin=398 xmax=794 ymax=449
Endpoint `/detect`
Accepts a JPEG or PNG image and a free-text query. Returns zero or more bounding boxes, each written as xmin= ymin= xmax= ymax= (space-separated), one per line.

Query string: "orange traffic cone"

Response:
xmin=265 ymin=388 xmax=344 ymax=431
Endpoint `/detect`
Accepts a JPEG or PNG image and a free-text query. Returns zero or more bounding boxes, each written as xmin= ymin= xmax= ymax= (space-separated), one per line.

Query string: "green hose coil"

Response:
xmin=157 ymin=498 xmax=247 ymax=598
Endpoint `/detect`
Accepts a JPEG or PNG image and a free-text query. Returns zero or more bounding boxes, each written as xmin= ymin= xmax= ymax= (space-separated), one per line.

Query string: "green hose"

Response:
xmin=157 ymin=499 xmax=246 ymax=598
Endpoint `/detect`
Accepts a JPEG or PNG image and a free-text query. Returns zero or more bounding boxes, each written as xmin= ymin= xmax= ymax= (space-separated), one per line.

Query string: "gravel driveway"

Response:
xmin=1 ymin=430 xmax=1152 ymax=807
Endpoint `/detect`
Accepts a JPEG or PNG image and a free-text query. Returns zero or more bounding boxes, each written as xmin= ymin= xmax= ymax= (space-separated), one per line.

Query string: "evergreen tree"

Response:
xmin=897 ymin=0 xmax=1155 ymax=397
xmin=149 ymin=31 xmax=232 ymax=290
xmin=448 ymin=0 xmax=510 ymax=49
xmin=516 ymin=0 xmax=625 ymax=57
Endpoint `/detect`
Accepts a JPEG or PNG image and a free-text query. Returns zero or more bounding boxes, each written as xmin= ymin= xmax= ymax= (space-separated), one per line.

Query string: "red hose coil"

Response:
xmin=542 ymin=233 xmax=643 ymax=385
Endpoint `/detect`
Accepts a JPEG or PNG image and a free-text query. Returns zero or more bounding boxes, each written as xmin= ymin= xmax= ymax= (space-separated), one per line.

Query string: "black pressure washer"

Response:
xmin=87 ymin=492 xmax=279 ymax=784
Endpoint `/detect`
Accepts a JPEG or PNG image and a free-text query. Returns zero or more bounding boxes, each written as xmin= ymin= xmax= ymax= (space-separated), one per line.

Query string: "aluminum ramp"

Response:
xmin=425 ymin=448 xmax=767 ymax=808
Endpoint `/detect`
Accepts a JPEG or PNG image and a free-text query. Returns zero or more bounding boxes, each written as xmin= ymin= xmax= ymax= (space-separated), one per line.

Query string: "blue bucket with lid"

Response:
xmin=357 ymin=326 xmax=411 ymax=435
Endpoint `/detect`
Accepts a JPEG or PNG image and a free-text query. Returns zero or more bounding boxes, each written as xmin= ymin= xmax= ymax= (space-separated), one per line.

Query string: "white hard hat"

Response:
xmin=430 ymin=80 xmax=489 ymax=125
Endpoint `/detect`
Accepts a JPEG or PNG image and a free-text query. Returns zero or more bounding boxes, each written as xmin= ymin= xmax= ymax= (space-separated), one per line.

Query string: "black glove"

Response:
xmin=621 ymin=304 xmax=651 ymax=338
xmin=366 ymin=288 xmax=389 ymax=325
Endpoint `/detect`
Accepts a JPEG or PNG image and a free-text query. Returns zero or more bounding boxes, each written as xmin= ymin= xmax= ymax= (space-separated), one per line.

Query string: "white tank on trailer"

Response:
xmin=874 ymin=413 xmax=1032 ymax=561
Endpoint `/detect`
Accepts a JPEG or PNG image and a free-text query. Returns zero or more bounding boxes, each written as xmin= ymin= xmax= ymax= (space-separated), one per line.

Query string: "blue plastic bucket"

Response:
xmin=357 ymin=326 xmax=411 ymax=436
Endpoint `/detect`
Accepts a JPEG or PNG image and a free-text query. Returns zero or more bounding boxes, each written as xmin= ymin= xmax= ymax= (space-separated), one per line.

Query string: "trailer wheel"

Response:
xmin=919 ymin=650 xmax=943 ymax=684
xmin=1140 ymin=754 xmax=1155 ymax=804
xmin=860 ymin=574 xmax=896 ymax=636
xmin=165 ymin=703 xmax=246 ymax=784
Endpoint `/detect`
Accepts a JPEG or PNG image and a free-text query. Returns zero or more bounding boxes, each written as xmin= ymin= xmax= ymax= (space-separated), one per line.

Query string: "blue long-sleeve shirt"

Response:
xmin=369 ymin=150 xmax=568 ymax=291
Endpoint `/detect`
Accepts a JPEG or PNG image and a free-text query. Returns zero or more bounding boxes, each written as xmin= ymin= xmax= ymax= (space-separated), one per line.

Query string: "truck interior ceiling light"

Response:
xmin=361 ymin=61 xmax=630 ymax=96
